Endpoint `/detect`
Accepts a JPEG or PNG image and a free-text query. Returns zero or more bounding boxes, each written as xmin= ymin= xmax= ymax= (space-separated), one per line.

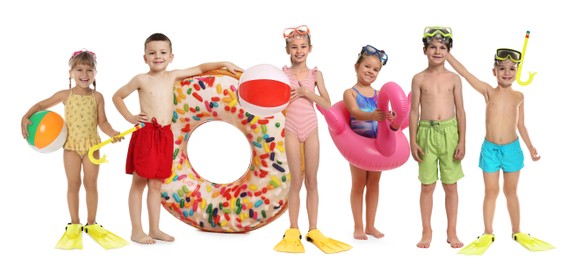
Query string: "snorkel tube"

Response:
xmin=516 ymin=31 xmax=537 ymax=86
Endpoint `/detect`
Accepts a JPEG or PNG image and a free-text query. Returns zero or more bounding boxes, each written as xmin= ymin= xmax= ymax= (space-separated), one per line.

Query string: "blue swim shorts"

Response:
xmin=479 ymin=138 xmax=524 ymax=173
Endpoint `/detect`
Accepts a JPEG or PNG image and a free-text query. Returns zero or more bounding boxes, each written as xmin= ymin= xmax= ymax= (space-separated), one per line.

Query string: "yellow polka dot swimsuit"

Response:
xmin=63 ymin=89 xmax=101 ymax=156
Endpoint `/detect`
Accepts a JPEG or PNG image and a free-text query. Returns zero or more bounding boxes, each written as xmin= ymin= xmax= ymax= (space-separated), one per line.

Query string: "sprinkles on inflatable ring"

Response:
xmin=160 ymin=69 xmax=290 ymax=232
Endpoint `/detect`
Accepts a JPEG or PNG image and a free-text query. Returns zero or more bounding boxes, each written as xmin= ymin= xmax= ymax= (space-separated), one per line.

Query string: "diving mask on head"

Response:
xmin=283 ymin=25 xmax=310 ymax=39
xmin=422 ymin=26 xmax=453 ymax=48
xmin=495 ymin=48 xmax=522 ymax=63
xmin=360 ymin=45 xmax=388 ymax=65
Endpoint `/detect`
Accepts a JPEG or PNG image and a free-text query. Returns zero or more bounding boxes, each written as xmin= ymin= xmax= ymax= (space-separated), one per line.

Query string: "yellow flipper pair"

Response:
xmin=274 ymin=228 xmax=352 ymax=254
xmin=458 ymin=232 xmax=555 ymax=255
xmin=55 ymin=223 xmax=129 ymax=250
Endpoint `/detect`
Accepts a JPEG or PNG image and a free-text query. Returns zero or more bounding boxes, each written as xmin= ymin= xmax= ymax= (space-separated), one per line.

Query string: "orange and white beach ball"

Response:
xmin=26 ymin=110 xmax=67 ymax=153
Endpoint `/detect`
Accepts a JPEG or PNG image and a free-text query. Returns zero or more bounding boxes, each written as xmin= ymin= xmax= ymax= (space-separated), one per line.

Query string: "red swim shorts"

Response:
xmin=126 ymin=119 xmax=174 ymax=179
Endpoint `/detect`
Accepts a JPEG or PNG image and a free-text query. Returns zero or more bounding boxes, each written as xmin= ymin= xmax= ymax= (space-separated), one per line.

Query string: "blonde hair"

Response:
xmin=285 ymin=33 xmax=312 ymax=46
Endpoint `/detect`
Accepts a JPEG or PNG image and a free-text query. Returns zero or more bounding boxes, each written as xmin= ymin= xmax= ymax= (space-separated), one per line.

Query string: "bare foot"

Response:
xmin=354 ymin=229 xmax=368 ymax=240
xmin=150 ymin=230 xmax=175 ymax=242
xmin=447 ymin=236 xmax=464 ymax=248
xmin=365 ymin=227 xmax=385 ymax=239
xmin=132 ymin=232 xmax=156 ymax=244
xmin=417 ymin=231 xmax=432 ymax=248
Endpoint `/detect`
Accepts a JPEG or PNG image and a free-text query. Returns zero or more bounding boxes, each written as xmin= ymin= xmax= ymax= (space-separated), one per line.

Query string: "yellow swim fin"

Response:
xmin=84 ymin=224 xmax=129 ymax=250
xmin=513 ymin=232 xmax=555 ymax=252
xmin=305 ymin=229 xmax=352 ymax=254
xmin=457 ymin=234 xmax=495 ymax=255
xmin=55 ymin=223 xmax=83 ymax=250
xmin=274 ymin=228 xmax=305 ymax=253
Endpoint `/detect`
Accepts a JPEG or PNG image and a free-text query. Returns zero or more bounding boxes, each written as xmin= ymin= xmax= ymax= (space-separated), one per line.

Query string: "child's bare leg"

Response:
xmin=503 ymin=171 xmax=521 ymax=234
xmin=365 ymin=171 xmax=384 ymax=239
xmin=82 ymin=153 xmax=99 ymax=225
xmin=483 ymin=172 xmax=500 ymax=234
xmin=63 ymin=150 xmax=82 ymax=224
xmin=285 ymin=132 xmax=303 ymax=229
xmin=443 ymin=182 xmax=463 ymax=248
xmin=129 ymin=173 xmax=155 ymax=244
xmin=417 ymin=183 xmax=435 ymax=248
xmin=350 ymin=165 xmax=367 ymax=240
xmin=148 ymin=178 xmax=174 ymax=242
xmin=303 ymin=130 xmax=319 ymax=231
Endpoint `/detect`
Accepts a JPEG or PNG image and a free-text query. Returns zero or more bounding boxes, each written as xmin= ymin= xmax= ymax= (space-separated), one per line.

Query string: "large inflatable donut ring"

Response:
xmin=317 ymin=81 xmax=411 ymax=171
xmin=160 ymin=70 xmax=290 ymax=233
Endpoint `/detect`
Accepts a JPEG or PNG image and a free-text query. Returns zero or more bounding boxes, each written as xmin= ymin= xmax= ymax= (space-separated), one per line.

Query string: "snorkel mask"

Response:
xmin=495 ymin=48 xmax=522 ymax=64
xmin=283 ymin=25 xmax=311 ymax=40
xmin=422 ymin=26 xmax=453 ymax=49
xmin=359 ymin=45 xmax=388 ymax=65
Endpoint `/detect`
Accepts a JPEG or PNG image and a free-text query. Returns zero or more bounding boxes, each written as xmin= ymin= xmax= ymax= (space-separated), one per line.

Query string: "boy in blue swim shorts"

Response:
xmin=447 ymin=47 xmax=549 ymax=253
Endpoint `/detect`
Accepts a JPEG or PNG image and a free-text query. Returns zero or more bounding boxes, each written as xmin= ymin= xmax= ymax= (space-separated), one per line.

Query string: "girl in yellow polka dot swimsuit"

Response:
xmin=21 ymin=49 xmax=127 ymax=249
xmin=63 ymin=84 xmax=101 ymax=156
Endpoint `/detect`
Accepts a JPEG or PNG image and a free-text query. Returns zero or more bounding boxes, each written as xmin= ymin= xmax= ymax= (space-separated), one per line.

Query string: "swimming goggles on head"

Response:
xmin=360 ymin=45 xmax=388 ymax=65
xmin=283 ymin=25 xmax=310 ymax=39
xmin=495 ymin=48 xmax=522 ymax=63
xmin=70 ymin=48 xmax=96 ymax=60
xmin=423 ymin=26 xmax=452 ymax=38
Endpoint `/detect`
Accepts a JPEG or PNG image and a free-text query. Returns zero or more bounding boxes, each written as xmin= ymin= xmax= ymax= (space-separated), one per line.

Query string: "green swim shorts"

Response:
xmin=416 ymin=117 xmax=464 ymax=184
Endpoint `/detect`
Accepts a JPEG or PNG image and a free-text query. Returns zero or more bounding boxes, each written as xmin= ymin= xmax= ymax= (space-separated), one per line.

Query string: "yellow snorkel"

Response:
xmin=516 ymin=31 xmax=537 ymax=86
xmin=88 ymin=123 xmax=145 ymax=164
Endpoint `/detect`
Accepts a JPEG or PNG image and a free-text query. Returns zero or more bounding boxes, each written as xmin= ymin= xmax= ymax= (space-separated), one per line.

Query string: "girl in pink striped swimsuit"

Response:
xmin=274 ymin=25 xmax=351 ymax=254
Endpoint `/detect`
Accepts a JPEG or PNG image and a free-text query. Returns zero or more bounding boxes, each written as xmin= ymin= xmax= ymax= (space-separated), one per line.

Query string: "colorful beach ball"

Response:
xmin=238 ymin=64 xmax=291 ymax=117
xmin=26 ymin=110 xmax=67 ymax=153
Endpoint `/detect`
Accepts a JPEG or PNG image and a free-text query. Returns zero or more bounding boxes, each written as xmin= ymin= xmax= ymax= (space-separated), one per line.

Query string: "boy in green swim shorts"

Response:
xmin=409 ymin=26 xmax=466 ymax=249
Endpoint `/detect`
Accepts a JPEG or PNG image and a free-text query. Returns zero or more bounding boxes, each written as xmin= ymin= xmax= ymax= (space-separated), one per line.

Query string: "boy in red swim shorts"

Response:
xmin=113 ymin=32 xmax=242 ymax=245
xmin=126 ymin=118 xmax=173 ymax=179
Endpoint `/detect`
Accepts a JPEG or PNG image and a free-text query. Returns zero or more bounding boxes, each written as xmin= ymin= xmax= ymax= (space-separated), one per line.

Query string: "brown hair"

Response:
xmin=145 ymin=33 xmax=172 ymax=52
xmin=423 ymin=37 xmax=453 ymax=51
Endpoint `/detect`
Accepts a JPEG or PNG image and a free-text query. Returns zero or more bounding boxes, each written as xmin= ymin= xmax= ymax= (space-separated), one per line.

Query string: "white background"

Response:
xmin=1 ymin=1 xmax=571 ymax=259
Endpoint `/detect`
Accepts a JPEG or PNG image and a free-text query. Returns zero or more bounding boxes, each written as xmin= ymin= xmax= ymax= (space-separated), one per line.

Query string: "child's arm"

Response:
xmin=21 ymin=90 xmax=67 ymax=139
xmin=452 ymin=73 xmax=466 ymax=161
xmin=95 ymin=92 xmax=121 ymax=141
xmin=409 ymin=75 xmax=424 ymax=162
xmin=516 ymin=93 xmax=540 ymax=161
xmin=172 ymin=61 xmax=243 ymax=81
xmin=445 ymin=52 xmax=492 ymax=98
xmin=113 ymin=76 xmax=142 ymax=125
xmin=308 ymin=70 xmax=331 ymax=109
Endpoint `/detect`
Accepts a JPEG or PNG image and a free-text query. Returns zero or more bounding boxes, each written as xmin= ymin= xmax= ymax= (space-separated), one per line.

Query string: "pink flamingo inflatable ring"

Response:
xmin=317 ymin=81 xmax=411 ymax=171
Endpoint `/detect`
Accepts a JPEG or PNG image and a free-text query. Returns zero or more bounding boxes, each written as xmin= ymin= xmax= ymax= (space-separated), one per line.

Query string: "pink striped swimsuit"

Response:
xmin=283 ymin=66 xmax=319 ymax=142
